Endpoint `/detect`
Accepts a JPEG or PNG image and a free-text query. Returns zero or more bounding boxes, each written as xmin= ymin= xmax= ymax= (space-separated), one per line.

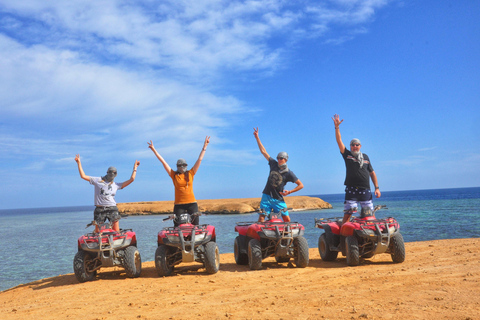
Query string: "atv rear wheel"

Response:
xmin=346 ymin=236 xmax=360 ymax=266
xmin=73 ymin=250 xmax=97 ymax=282
xmin=234 ymin=236 xmax=248 ymax=265
xmin=123 ymin=246 xmax=142 ymax=278
xmin=248 ymin=239 xmax=262 ymax=270
xmin=294 ymin=236 xmax=309 ymax=268
xmin=390 ymin=232 xmax=406 ymax=263
xmin=204 ymin=242 xmax=220 ymax=274
xmin=155 ymin=245 xmax=175 ymax=276
xmin=318 ymin=233 xmax=338 ymax=261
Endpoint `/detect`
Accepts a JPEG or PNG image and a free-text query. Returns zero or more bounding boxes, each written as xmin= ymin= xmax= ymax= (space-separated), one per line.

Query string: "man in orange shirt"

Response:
xmin=148 ymin=136 xmax=210 ymax=226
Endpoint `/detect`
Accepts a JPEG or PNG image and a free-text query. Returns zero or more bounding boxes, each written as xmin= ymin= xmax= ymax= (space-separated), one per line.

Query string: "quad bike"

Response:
xmin=314 ymin=205 xmax=405 ymax=266
xmin=155 ymin=212 xmax=220 ymax=276
xmin=73 ymin=219 xmax=142 ymax=282
xmin=234 ymin=209 xmax=309 ymax=270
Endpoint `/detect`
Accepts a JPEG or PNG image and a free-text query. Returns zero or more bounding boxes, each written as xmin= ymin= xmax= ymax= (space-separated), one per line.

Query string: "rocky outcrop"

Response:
xmin=117 ymin=195 xmax=332 ymax=215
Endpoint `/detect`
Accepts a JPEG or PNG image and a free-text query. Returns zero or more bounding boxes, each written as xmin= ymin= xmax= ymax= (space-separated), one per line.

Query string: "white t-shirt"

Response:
xmin=90 ymin=177 xmax=123 ymax=206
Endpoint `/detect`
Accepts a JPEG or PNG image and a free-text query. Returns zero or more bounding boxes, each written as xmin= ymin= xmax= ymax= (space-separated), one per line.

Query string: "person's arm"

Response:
xmin=253 ymin=127 xmax=270 ymax=161
xmin=280 ymin=179 xmax=304 ymax=196
xmin=121 ymin=160 xmax=140 ymax=188
xmin=370 ymin=171 xmax=381 ymax=198
xmin=332 ymin=114 xmax=346 ymax=153
xmin=75 ymin=154 xmax=91 ymax=181
xmin=191 ymin=136 xmax=210 ymax=174
xmin=148 ymin=141 xmax=174 ymax=175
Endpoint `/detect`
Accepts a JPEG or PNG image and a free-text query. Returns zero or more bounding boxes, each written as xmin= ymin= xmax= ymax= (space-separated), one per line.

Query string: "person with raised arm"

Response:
xmin=253 ymin=127 xmax=303 ymax=222
xmin=75 ymin=155 xmax=140 ymax=232
xmin=148 ymin=136 xmax=210 ymax=226
xmin=332 ymin=114 xmax=380 ymax=224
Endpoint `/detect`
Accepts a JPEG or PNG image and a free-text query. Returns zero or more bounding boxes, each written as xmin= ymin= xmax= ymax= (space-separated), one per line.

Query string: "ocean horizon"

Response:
xmin=1 ymin=186 xmax=479 ymax=292
xmin=0 ymin=186 xmax=479 ymax=211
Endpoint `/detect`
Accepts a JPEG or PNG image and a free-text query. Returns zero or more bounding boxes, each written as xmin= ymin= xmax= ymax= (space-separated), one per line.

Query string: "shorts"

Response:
xmin=259 ymin=194 xmax=289 ymax=216
xmin=344 ymin=186 xmax=373 ymax=213
xmin=94 ymin=206 xmax=120 ymax=224
xmin=173 ymin=202 xmax=199 ymax=226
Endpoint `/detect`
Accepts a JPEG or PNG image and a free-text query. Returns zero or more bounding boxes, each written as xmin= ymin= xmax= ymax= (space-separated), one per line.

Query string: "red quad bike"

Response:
xmin=73 ymin=219 xmax=142 ymax=282
xmin=315 ymin=205 xmax=405 ymax=266
xmin=234 ymin=209 xmax=309 ymax=270
xmin=155 ymin=212 xmax=220 ymax=276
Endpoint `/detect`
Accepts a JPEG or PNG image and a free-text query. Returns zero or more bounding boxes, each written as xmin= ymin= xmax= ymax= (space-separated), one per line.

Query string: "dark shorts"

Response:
xmin=344 ymin=186 xmax=373 ymax=213
xmin=173 ymin=203 xmax=199 ymax=226
xmin=94 ymin=206 xmax=120 ymax=224
xmin=344 ymin=186 xmax=372 ymax=201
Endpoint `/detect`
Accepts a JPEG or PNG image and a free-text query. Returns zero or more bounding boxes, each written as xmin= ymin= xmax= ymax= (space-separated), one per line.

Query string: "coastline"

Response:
xmin=117 ymin=195 xmax=332 ymax=215
xmin=1 ymin=238 xmax=479 ymax=319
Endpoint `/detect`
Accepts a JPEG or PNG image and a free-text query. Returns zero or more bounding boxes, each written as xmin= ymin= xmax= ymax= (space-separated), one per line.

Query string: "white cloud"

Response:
xmin=0 ymin=0 xmax=391 ymax=170
xmin=0 ymin=0 xmax=389 ymax=77
xmin=0 ymin=33 xmax=250 ymax=167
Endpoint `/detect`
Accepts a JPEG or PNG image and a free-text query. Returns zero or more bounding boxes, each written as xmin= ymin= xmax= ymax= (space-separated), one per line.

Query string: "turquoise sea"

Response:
xmin=0 ymin=187 xmax=478 ymax=292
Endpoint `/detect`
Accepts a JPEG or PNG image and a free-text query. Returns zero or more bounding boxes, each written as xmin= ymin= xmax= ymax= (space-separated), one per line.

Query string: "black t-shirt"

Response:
xmin=341 ymin=149 xmax=374 ymax=190
xmin=262 ymin=157 xmax=299 ymax=200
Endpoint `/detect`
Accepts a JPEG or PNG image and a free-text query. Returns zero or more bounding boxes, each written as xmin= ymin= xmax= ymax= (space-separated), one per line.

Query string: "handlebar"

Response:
xmin=163 ymin=212 xmax=203 ymax=222
xmin=85 ymin=220 xmax=116 ymax=234
xmin=85 ymin=214 xmax=127 ymax=229
xmin=373 ymin=205 xmax=387 ymax=213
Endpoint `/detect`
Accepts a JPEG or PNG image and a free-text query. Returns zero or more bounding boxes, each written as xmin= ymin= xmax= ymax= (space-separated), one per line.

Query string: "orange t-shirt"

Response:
xmin=169 ymin=170 xmax=196 ymax=204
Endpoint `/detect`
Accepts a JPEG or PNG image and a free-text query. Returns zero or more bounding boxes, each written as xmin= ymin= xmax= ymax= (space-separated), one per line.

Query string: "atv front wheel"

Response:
xmin=234 ymin=236 xmax=248 ymax=265
xmin=294 ymin=236 xmax=309 ymax=268
xmin=390 ymin=232 xmax=406 ymax=263
xmin=318 ymin=233 xmax=338 ymax=261
xmin=204 ymin=242 xmax=220 ymax=274
xmin=346 ymin=236 xmax=360 ymax=266
xmin=248 ymin=239 xmax=262 ymax=270
xmin=123 ymin=246 xmax=142 ymax=278
xmin=155 ymin=245 xmax=175 ymax=276
xmin=73 ymin=250 xmax=97 ymax=282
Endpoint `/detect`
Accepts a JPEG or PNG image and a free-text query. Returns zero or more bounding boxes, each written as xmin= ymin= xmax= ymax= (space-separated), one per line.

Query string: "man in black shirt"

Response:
xmin=253 ymin=127 xmax=304 ymax=222
xmin=332 ymin=114 xmax=381 ymax=224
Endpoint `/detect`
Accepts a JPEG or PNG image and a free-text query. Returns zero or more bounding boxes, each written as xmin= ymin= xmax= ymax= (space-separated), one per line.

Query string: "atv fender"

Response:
xmin=246 ymin=224 xmax=262 ymax=241
xmin=326 ymin=222 xmax=341 ymax=235
xmin=340 ymin=222 xmax=356 ymax=237
xmin=206 ymin=225 xmax=217 ymax=242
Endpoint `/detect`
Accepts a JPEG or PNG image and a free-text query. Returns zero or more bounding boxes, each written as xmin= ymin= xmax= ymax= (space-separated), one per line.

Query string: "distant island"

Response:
xmin=117 ymin=195 xmax=332 ymax=215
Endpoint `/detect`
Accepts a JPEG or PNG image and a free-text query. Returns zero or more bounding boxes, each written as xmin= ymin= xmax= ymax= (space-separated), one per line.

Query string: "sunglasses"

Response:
xmin=277 ymin=157 xmax=286 ymax=160
xmin=350 ymin=144 xmax=361 ymax=147
xmin=107 ymin=170 xmax=117 ymax=174
xmin=177 ymin=164 xmax=188 ymax=167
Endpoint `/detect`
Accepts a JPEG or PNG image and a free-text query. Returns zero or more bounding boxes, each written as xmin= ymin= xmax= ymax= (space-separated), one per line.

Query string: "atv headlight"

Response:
xmin=263 ymin=230 xmax=276 ymax=238
xmin=167 ymin=235 xmax=181 ymax=243
xmin=194 ymin=232 xmax=206 ymax=242
xmin=291 ymin=229 xmax=300 ymax=237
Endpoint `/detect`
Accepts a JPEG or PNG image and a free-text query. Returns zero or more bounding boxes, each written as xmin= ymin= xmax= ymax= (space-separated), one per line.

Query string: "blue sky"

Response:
xmin=0 ymin=0 xmax=479 ymax=209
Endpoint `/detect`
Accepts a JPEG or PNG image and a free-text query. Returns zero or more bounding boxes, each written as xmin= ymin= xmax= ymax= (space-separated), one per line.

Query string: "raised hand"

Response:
xmin=203 ymin=136 xmax=210 ymax=148
xmin=147 ymin=140 xmax=155 ymax=150
xmin=332 ymin=114 xmax=344 ymax=127
xmin=253 ymin=127 xmax=259 ymax=138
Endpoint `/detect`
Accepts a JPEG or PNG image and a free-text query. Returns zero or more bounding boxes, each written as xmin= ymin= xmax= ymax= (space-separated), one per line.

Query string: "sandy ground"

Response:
xmin=1 ymin=238 xmax=479 ymax=320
